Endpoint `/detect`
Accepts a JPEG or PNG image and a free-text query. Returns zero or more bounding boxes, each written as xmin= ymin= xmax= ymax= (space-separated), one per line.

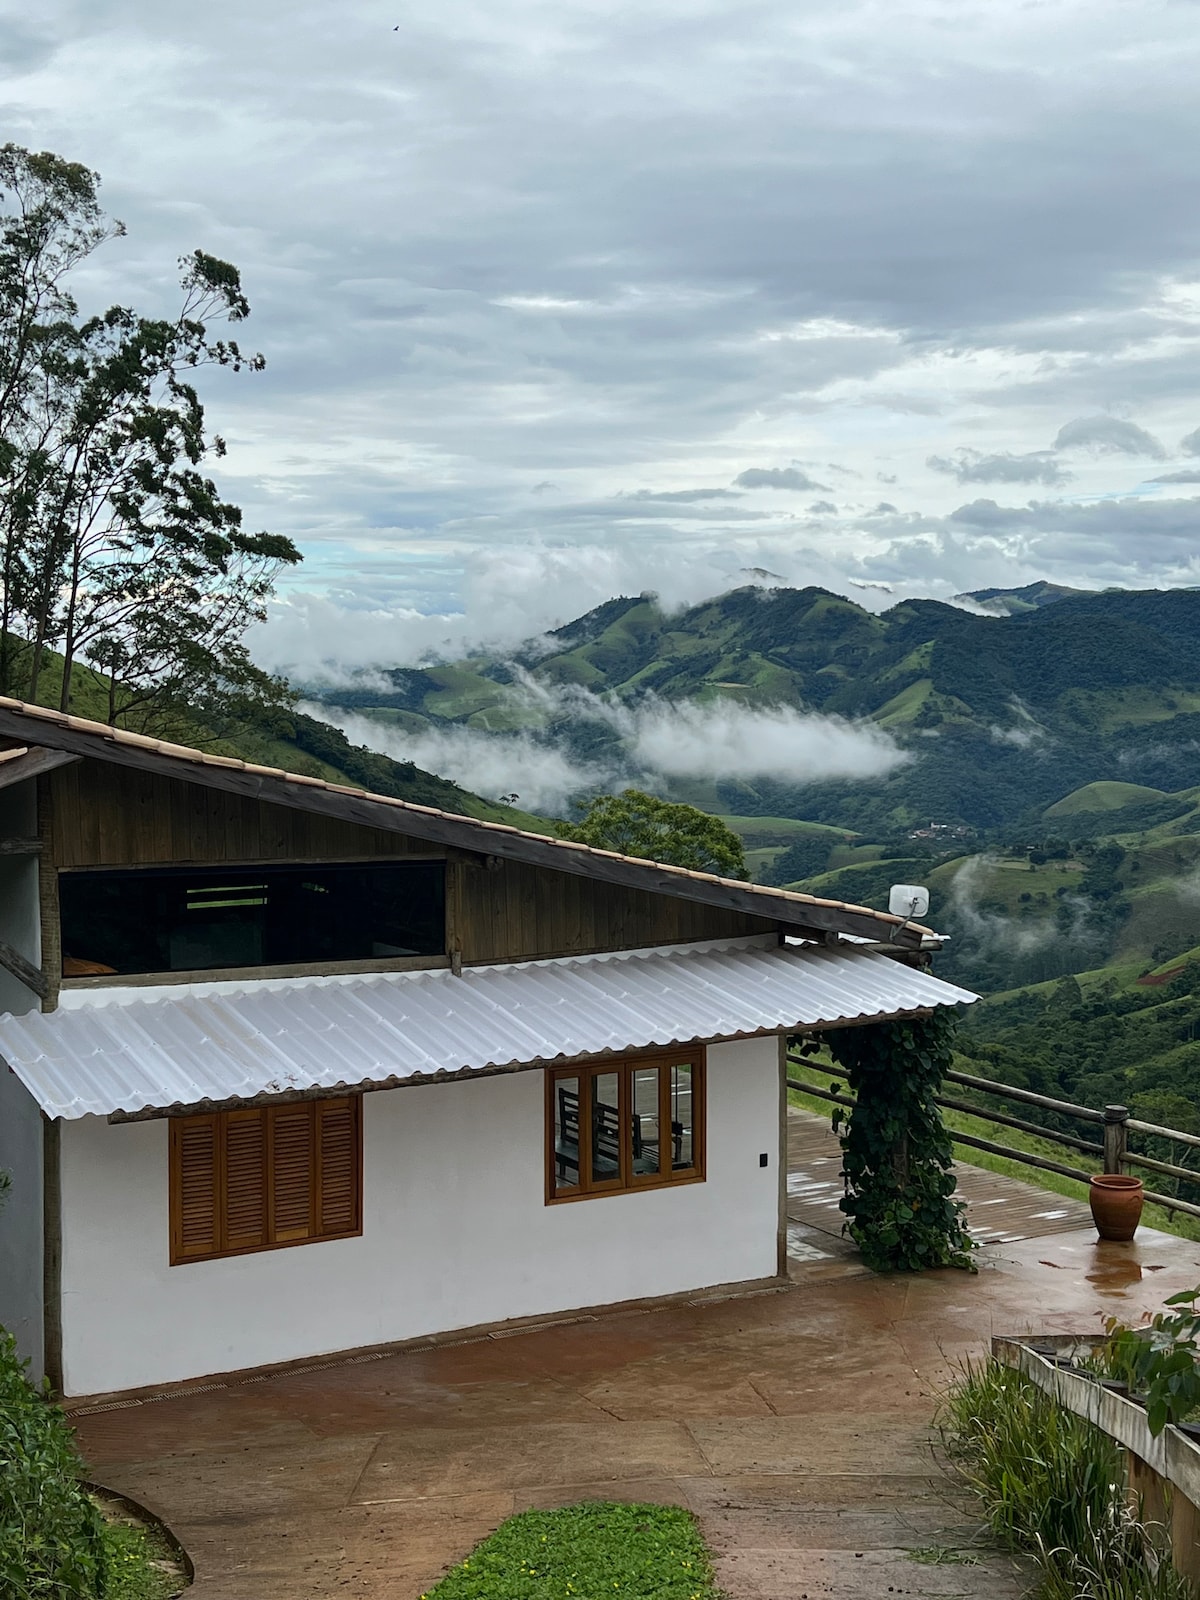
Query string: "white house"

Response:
xmin=0 ymin=695 xmax=975 ymax=1399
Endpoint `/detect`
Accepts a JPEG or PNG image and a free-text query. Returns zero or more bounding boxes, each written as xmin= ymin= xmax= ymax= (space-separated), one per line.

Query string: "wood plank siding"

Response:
xmin=47 ymin=760 xmax=442 ymax=869
xmin=46 ymin=760 xmax=775 ymax=979
xmin=459 ymin=856 xmax=770 ymax=964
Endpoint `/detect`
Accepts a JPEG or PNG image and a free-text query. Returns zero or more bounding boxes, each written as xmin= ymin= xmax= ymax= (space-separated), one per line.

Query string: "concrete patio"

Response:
xmin=71 ymin=1203 xmax=1200 ymax=1598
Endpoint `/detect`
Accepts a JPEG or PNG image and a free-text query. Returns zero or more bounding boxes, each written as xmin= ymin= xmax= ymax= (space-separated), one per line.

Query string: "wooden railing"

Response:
xmin=786 ymin=1054 xmax=1200 ymax=1222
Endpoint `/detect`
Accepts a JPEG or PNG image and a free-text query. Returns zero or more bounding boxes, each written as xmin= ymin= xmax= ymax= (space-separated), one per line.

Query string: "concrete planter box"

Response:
xmin=993 ymin=1334 xmax=1200 ymax=1585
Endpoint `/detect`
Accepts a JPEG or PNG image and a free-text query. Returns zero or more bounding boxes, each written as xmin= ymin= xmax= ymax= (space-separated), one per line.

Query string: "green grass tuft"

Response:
xmin=98 ymin=1517 xmax=186 ymax=1600
xmin=420 ymin=1503 xmax=720 ymax=1600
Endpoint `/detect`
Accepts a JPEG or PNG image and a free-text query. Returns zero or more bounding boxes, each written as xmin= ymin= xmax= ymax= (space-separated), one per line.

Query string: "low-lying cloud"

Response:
xmin=625 ymin=699 xmax=907 ymax=785
xmin=308 ymin=673 xmax=908 ymax=815
xmin=945 ymin=856 xmax=1103 ymax=968
xmin=304 ymin=705 xmax=615 ymax=813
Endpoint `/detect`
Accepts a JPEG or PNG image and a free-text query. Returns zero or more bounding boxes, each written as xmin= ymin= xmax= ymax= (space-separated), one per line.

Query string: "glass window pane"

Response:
xmin=552 ymin=1076 xmax=581 ymax=1194
xmin=589 ymin=1071 xmax=622 ymax=1185
xmin=670 ymin=1063 xmax=696 ymax=1171
xmin=631 ymin=1066 xmax=663 ymax=1177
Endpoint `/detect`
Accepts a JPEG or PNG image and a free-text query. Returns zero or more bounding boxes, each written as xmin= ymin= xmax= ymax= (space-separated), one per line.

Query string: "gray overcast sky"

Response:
xmin=5 ymin=0 xmax=1200 ymax=670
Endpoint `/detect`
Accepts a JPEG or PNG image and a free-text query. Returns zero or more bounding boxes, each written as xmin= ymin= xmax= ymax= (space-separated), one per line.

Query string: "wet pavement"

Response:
xmin=70 ymin=1211 xmax=1200 ymax=1600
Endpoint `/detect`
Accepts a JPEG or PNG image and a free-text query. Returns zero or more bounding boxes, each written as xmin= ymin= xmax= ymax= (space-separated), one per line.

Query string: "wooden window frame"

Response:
xmin=169 ymin=1096 xmax=363 ymax=1265
xmin=544 ymin=1049 xmax=706 ymax=1205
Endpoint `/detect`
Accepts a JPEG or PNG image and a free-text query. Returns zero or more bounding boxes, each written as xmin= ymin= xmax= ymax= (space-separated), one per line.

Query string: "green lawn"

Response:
xmin=421 ymin=1504 xmax=719 ymax=1600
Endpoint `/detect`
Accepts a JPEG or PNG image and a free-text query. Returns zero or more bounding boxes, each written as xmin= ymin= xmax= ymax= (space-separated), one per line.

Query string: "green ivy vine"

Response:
xmin=826 ymin=1009 xmax=976 ymax=1273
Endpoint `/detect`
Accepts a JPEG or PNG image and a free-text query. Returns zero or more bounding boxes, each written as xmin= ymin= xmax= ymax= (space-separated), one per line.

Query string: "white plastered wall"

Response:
xmin=58 ymin=1036 xmax=782 ymax=1396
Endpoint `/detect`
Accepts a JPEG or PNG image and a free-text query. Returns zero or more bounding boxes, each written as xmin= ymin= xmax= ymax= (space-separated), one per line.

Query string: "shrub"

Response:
xmin=1104 ymin=1285 xmax=1200 ymax=1436
xmin=0 ymin=1326 xmax=107 ymax=1599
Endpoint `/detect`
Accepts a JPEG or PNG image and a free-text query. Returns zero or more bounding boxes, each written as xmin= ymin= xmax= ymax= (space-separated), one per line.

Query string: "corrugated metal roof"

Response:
xmin=0 ymin=937 xmax=978 ymax=1120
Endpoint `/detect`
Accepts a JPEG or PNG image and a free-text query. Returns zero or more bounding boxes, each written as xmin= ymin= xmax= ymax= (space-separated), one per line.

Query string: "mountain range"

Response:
xmin=313 ymin=582 xmax=1200 ymax=837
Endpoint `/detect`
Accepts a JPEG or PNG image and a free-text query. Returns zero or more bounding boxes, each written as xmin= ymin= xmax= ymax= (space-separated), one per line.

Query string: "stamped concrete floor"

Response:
xmin=71 ymin=1143 xmax=1200 ymax=1600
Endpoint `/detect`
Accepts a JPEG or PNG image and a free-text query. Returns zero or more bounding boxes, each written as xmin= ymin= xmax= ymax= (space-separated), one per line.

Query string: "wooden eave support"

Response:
xmin=0 ymin=937 xmax=49 ymax=1000
xmin=0 ymin=746 xmax=80 ymax=791
xmin=0 ymin=837 xmax=42 ymax=854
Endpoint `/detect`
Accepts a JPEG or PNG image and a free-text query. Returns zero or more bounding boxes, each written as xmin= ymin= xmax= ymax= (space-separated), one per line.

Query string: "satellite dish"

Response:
xmin=888 ymin=884 xmax=930 ymax=920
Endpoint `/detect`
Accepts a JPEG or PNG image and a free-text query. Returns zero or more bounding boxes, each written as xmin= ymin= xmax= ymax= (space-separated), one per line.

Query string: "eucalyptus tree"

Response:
xmin=0 ymin=144 xmax=300 ymax=728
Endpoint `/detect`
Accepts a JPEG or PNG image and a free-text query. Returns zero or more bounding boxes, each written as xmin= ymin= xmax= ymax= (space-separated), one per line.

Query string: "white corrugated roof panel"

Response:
xmin=0 ymin=937 xmax=978 ymax=1120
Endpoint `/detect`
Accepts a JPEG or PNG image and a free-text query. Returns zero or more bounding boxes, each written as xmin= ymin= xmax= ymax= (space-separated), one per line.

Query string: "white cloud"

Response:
xmin=304 ymin=704 xmax=613 ymax=813
xmin=306 ymin=659 xmax=907 ymax=813
xmin=627 ymin=699 xmax=906 ymax=785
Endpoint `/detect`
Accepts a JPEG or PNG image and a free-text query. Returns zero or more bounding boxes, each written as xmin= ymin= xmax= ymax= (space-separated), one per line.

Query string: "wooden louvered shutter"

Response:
xmin=223 ymin=1110 xmax=267 ymax=1251
xmin=317 ymin=1097 xmax=360 ymax=1237
xmin=171 ymin=1116 xmax=219 ymax=1260
xmin=269 ymin=1105 xmax=316 ymax=1242
xmin=170 ymin=1096 xmax=362 ymax=1264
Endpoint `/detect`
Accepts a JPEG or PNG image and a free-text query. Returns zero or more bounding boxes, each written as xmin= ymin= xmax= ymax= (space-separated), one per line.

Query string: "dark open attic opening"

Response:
xmin=59 ymin=860 xmax=446 ymax=977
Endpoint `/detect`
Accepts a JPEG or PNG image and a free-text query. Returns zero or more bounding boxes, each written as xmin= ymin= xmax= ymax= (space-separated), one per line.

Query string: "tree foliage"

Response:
xmin=760 ymin=833 xmax=833 ymax=886
xmin=826 ymin=1010 xmax=975 ymax=1272
xmin=555 ymin=788 xmax=747 ymax=877
xmin=0 ymin=144 xmax=300 ymax=729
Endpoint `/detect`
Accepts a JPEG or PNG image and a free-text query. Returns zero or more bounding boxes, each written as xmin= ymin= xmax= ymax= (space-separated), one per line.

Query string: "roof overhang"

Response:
xmin=0 ymin=697 xmax=935 ymax=949
xmin=0 ymin=936 xmax=978 ymax=1121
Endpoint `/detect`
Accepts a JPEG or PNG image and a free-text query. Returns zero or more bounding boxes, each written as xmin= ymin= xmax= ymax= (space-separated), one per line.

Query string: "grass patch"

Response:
xmin=905 ymin=1544 xmax=979 ymax=1566
xmin=421 ymin=1503 xmax=719 ymax=1600
xmin=98 ymin=1515 xmax=187 ymax=1600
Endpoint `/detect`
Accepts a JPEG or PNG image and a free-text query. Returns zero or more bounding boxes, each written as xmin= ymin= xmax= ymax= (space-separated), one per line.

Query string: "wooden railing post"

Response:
xmin=1104 ymin=1104 xmax=1130 ymax=1175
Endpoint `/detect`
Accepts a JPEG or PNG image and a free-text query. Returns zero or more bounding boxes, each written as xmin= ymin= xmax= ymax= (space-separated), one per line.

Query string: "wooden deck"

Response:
xmin=786 ymin=1108 xmax=1094 ymax=1272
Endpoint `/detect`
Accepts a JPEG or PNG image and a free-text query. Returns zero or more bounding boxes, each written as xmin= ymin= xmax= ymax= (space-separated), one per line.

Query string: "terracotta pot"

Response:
xmin=1089 ymin=1174 xmax=1144 ymax=1242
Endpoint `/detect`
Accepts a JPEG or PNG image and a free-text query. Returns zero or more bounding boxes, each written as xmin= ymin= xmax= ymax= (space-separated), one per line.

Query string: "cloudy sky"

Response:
xmin=7 ymin=0 xmax=1200 ymax=672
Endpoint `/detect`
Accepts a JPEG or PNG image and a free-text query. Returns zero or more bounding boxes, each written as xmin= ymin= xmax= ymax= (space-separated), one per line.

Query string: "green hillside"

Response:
xmin=1045 ymin=781 xmax=1167 ymax=817
xmin=954 ymin=580 xmax=1090 ymax=614
xmin=313 ymin=583 xmax=1200 ymax=837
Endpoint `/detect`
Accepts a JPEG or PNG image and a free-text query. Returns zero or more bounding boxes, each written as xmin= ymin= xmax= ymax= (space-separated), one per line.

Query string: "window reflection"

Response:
xmin=671 ymin=1063 xmax=695 ymax=1170
xmin=553 ymin=1075 xmax=581 ymax=1194
xmin=589 ymin=1071 xmax=621 ymax=1184
xmin=631 ymin=1066 xmax=663 ymax=1176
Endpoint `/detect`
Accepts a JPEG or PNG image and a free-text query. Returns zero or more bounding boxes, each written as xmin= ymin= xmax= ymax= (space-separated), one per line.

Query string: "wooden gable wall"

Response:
xmin=44 ymin=761 xmax=775 ymax=976
xmin=47 ymin=760 xmax=442 ymax=868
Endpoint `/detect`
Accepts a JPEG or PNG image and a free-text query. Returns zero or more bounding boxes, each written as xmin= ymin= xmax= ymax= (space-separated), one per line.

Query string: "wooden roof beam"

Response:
xmin=0 ymin=938 xmax=49 ymax=1001
xmin=0 ymin=745 xmax=81 ymax=791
